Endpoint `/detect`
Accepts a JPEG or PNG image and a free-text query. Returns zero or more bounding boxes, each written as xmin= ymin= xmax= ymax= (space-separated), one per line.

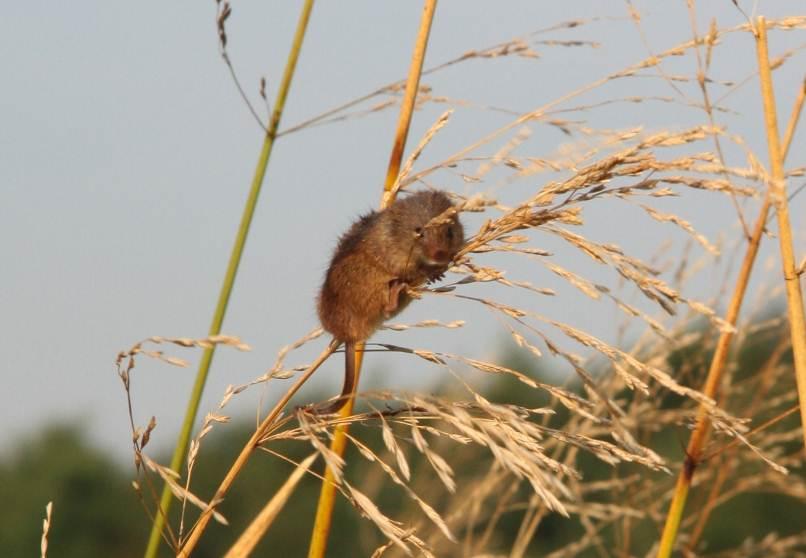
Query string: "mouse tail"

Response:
xmin=317 ymin=340 xmax=357 ymax=414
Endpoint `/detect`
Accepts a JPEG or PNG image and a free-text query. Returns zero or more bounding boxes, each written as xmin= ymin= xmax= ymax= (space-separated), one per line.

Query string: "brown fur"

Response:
xmin=316 ymin=190 xmax=464 ymax=412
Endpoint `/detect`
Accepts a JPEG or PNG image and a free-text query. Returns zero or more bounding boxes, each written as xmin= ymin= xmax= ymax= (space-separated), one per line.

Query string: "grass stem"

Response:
xmin=306 ymin=2 xmax=438 ymax=557
xmin=143 ymin=2 xmax=316 ymax=556
xmin=755 ymin=16 xmax=806 ymax=452
xmin=306 ymin=345 xmax=365 ymax=558
xmin=656 ymin=17 xmax=806 ymax=557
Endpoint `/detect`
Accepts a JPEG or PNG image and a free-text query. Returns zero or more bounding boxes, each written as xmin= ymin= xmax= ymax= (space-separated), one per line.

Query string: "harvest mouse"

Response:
xmin=316 ymin=190 xmax=464 ymax=413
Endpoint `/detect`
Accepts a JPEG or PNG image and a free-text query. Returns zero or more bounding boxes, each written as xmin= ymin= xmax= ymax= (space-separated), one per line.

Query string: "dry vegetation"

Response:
xmin=117 ymin=3 xmax=805 ymax=557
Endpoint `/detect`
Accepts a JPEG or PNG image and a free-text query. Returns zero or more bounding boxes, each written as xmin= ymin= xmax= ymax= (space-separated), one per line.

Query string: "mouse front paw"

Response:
xmin=427 ymin=271 xmax=445 ymax=284
xmin=425 ymin=264 xmax=449 ymax=283
xmin=385 ymin=280 xmax=409 ymax=317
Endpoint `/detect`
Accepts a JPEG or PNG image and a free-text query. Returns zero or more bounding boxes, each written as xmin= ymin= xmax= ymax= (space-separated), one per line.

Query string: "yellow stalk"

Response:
xmin=684 ymin=79 xmax=805 ymax=552
xmin=307 ymin=2 xmax=438 ymax=557
xmin=382 ymin=0 xmax=438 ymax=198
xmin=655 ymin=143 xmax=768 ymax=558
xmin=755 ymin=17 xmax=806 ymax=451
xmin=656 ymin=18 xmax=806 ymax=557
xmin=306 ymin=346 xmax=365 ymax=558
xmin=686 ymin=336 xmax=791 ymax=551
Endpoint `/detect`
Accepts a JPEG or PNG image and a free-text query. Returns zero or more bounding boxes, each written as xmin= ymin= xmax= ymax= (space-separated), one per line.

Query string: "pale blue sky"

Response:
xmin=2 ymin=1 xmax=804 ymax=460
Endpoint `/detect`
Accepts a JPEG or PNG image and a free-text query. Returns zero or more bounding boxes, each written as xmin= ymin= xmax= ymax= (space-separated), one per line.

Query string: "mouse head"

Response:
xmin=416 ymin=208 xmax=464 ymax=266
xmin=390 ymin=190 xmax=464 ymax=267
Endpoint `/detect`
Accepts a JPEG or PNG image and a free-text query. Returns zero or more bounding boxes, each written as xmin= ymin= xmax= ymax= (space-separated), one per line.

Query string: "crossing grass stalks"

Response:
xmin=117 ymin=5 xmax=806 ymax=556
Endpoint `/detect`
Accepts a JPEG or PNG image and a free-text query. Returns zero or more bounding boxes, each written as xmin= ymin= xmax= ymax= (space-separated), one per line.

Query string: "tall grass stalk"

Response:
xmin=381 ymin=0 xmax=438 ymax=198
xmin=143 ymin=2 xmax=316 ymax=556
xmin=684 ymin=74 xmax=806 ymax=556
xmin=307 ymin=2 xmax=438 ymax=557
xmin=656 ymin=17 xmax=806 ymax=558
xmin=306 ymin=346 xmax=364 ymax=558
xmin=755 ymin=16 xmax=806 ymax=452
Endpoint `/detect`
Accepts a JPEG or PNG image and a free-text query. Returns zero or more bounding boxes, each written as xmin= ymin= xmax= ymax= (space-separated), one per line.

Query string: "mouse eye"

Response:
xmin=414 ymin=227 xmax=423 ymax=236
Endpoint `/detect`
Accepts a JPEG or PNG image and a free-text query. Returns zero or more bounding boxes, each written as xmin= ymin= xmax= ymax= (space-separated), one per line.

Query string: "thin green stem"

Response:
xmin=144 ymin=2 xmax=315 ymax=556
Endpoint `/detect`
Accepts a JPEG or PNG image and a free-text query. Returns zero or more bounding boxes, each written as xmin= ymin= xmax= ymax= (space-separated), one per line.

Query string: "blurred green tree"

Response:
xmin=0 ymin=424 xmax=146 ymax=558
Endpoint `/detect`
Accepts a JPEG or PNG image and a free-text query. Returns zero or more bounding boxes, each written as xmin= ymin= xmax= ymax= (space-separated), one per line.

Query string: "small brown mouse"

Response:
xmin=316 ymin=190 xmax=464 ymax=413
